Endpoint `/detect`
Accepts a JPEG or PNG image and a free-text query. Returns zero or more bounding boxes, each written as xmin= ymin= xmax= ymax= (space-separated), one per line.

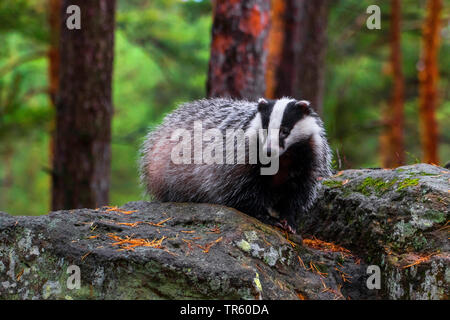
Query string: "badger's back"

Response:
xmin=140 ymin=97 xmax=332 ymax=231
xmin=140 ymin=98 xmax=258 ymax=203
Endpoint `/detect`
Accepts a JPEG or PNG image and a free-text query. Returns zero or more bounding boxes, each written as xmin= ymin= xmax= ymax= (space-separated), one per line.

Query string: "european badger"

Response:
xmin=140 ymin=97 xmax=332 ymax=233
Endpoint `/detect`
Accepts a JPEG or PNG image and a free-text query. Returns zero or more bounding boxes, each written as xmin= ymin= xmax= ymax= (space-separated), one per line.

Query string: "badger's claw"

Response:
xmin=275 ymin=219 xmax=297 ymax=234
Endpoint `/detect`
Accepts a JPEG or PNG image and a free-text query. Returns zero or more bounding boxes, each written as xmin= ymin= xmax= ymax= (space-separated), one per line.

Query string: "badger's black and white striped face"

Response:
xmin=248 ymin=97 xmax=322 ymax=157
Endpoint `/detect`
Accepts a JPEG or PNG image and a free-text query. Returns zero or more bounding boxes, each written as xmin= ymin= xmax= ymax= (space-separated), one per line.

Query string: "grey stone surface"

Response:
xmin=0 ymin=164 xmax=447 ymax=300
xmin=302 ymin=164 xmax=449 ymax=299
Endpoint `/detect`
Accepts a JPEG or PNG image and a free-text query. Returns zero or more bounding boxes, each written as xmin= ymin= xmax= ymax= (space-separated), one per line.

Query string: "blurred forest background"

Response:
xmin=0 ymin=0 xmax=449 ymax=215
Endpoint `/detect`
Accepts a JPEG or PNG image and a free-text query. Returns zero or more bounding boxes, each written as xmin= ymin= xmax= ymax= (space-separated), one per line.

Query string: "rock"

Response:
xmin=301 ymin=164 xmax=449 ymax=299
xmin=0 ymin=163 xmax=447 ymax=300
xmin=0 ymin=202 xmax=369 ymax=300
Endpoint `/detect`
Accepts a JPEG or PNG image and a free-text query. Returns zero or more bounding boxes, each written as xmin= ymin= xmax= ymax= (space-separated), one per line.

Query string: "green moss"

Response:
xmin=397 ymin=178 xmax=419 ymax=191
xmin=412 ymin=235 xmax=428 ymax=251
xmin=322 ymin=180 xmax=343 ymax=188
xmin=422 ymin=210 xmax=446 ymax=224
xmin=355 ymin=177 xmax=398 ymax=196
xmin=408 ymin=171 xmax=438 ymax=177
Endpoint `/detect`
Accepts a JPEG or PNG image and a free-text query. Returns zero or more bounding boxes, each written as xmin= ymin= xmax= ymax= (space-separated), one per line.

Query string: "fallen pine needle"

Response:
xmin=297 ymin=255 xmax=307 ymax=270
xmin=303 ymin=237 xmax=352 ymax=258
xmin=81 ymin=251 xmax=92 ymax=261
xmin=107 ymin=233 xmax=166 ymax=251
xmin=102 ymin=206 xmax=138 ymax=215
xmin=296 ymin=292 xmax=306 ymax=300
xmin=195 ymin=236 xmax=223 ymax=253
xmin=206 ymin=226 xmax=221 ymax=234
xmin=402 ymin=252 xmax=438 ymax=269
xmin=284 ymin=231 xmax=297 ymax=248
xmin=147 ymin=217 xmax=173 ymax=227
xmin=310 ymin=261 xmax=328 ymax=278
xmin=16 ymin=269 xmax=24 ymax=281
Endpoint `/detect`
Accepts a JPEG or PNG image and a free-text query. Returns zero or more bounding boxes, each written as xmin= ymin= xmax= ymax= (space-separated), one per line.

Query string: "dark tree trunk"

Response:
xmin=272 ymin=0 xmax=303 ymax=99
xmin=52 ymin=0 xmax=116 ymax=210
xmin=207 ymin=0 xmax=271 ymax=100
xmin=295 ymin=0 xmax=328 ymax=114
xmin=269 ymin=0 xmax=328 ymax=114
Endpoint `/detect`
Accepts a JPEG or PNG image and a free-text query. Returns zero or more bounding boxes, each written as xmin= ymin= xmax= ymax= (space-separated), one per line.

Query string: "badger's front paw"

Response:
xmin=275 ymin=219 xmax=297 ymax=234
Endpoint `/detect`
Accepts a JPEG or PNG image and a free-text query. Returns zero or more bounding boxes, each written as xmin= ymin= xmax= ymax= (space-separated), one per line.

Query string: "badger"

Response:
xmin=140 ymin=97 xmax=332 ymax=233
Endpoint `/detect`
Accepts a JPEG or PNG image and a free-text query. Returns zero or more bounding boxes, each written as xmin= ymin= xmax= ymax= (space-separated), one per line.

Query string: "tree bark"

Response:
xmin=265 ymin=0 xmax=328 ymax=114
xmin=381 ymin=0 xmax=405 ymax=168
xmin=265 ymin=0 xmax=285 ymax=99
xmin=418 ymin=0 xmax=442 ymax=164
xmin=52 ymin=0 xmax=116 ymax=210
xmin=207 ymin=0 xmax=271 ymax=100
xmin=294 ymin=0 xmax=328 ymax=114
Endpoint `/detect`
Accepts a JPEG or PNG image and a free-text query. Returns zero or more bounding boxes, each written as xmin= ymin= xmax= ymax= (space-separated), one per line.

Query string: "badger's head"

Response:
xmin=248 ymin=97 xmax=323 ymax=158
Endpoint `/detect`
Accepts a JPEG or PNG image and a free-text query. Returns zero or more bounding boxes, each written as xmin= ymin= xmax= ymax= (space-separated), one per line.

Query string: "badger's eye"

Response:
xmin=280 ymin=127 xmax=290 ymax=137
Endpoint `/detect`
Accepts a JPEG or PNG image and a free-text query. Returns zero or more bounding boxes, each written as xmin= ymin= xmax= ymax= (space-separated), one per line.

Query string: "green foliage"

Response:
xmin=325 ymin=0 xmax=450 ymax=169
xmin=0 ymin=0 xmax=212 ymax=215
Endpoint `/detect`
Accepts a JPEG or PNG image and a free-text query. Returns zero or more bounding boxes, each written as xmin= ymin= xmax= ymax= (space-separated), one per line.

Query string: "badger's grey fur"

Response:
xmin=140 ymin=97 xmax=332 ymax=232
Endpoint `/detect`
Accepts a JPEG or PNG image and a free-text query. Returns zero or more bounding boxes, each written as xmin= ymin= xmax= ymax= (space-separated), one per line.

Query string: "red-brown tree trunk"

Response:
xmin=381 ymin=0 xmax=405 ymax=168
xmin=418 ymin=0 xmax=442 ymax=164
xmin=265 ymin=0 xmax=328 ymax=114
xmin=52 ymin=0 xmax=116 ymax=210
xmin=265 ymin=0 xmax=285 ymax=99
xmin=271 ymin=0 xmax=303 ymax=100
xmin=207 ymin=0 xmax=271 ymax=100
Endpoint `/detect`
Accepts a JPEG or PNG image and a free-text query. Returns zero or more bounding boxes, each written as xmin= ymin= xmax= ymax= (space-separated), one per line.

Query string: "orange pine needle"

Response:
xmin=16 ymin=269 xmax=24 ymax=281
xmin=206 ymin=226 xmax=221 ymax=234
xmin=303 ymin=237 xmax=352 ymax=258
xmin=102 ymin=206 xmax=138 ymax=215
xmin=296 ymin=292 xmax=306 ymax=300
xmin=81 ymin=251 xmax=92 ymax=261
xmin=297 ymin=255 xmax=307 ymax=270
xmin=196 ymin=236 xmax=223 ymax=253
xmin=107 ymin=233 xmax=166 ymax=251
xmin=402 ymin=252 xmax=437 ymax=269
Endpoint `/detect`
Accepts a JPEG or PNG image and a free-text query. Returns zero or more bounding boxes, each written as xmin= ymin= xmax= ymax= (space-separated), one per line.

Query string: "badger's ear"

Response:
xmin=257 ymin=98 xmax=269 ymax=112
xmin=295 ymin=100 xmax=312 ymax=115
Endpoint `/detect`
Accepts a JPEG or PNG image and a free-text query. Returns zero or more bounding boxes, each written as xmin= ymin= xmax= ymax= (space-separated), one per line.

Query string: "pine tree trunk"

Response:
xmin=271 ymin=0 xmax=303 ymax=99
xmin=294 ymin=0 xmax=328 ymax=114
xmin=52 ymin=0 xmax=116 ymax=210
xmin=265 ymin=0 xmax=328 ymax=114
xmin=265 ymin=0 xmax=285 ymax=99
xmin=207 ymin=0 xmax=271 ymax=100
xmin=418 ymin=0 xmax=442 ymax=164
xmin=381 ymin=0 xmax=405 ymax=168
